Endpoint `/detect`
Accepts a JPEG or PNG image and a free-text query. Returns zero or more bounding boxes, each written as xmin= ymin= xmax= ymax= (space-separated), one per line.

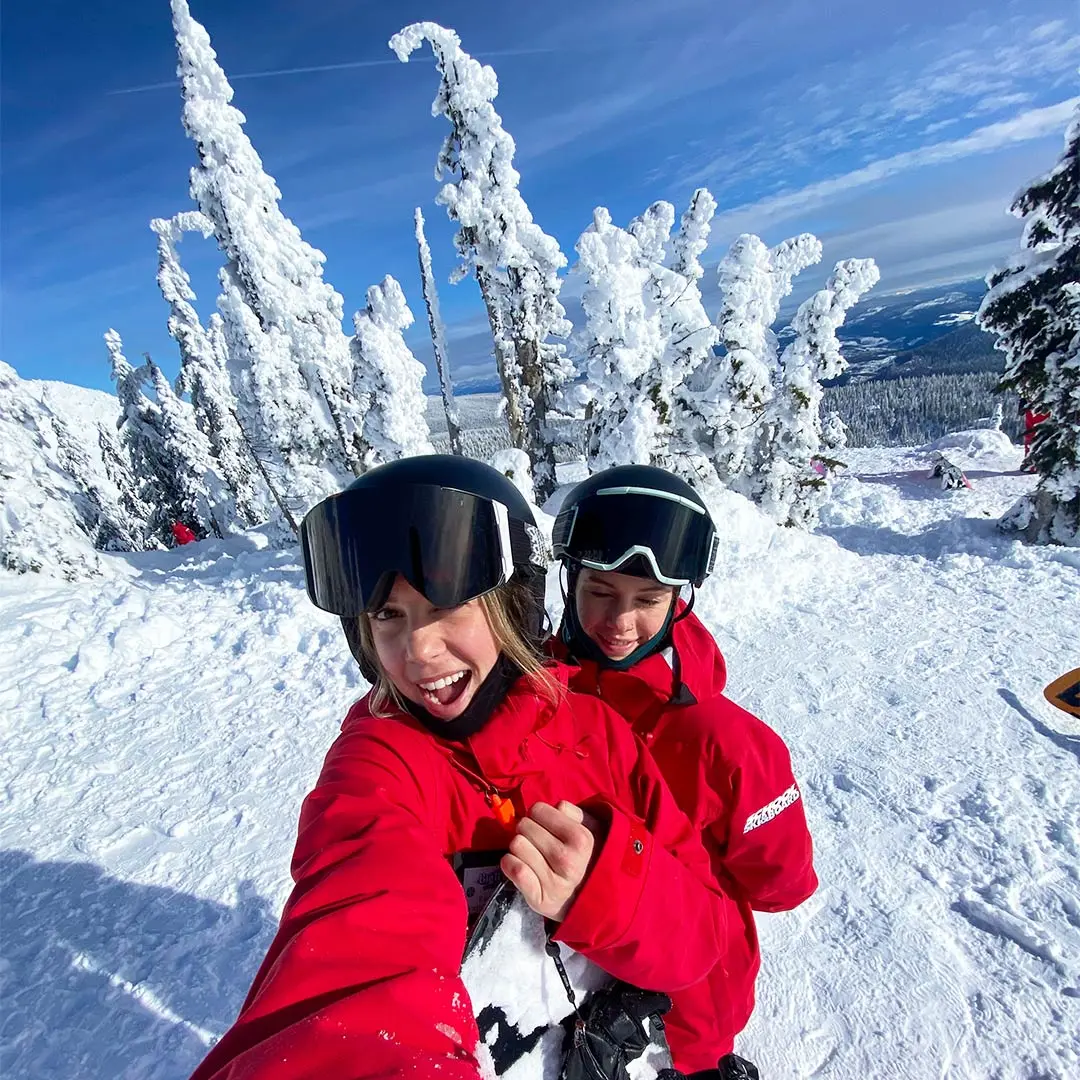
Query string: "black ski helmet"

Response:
xmin=553 ymin=464 xmax=717 ymax=587
xmin=300 ymin=455 xmax=550 ymax=673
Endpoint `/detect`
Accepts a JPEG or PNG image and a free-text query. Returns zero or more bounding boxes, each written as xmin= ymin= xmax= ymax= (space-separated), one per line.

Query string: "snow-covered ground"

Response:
xmin=3 ymin=432 xmax=1078 ymax=1079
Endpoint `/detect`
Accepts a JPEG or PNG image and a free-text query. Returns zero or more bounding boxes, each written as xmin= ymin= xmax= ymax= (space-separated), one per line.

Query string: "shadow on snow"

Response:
xmin=0 ymin=850 xmax=277 ymax=1080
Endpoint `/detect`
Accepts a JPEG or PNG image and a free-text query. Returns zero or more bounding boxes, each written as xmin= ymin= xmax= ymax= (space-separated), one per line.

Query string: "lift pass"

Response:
xmin=452 ymin=850 xmax=508 ymax=923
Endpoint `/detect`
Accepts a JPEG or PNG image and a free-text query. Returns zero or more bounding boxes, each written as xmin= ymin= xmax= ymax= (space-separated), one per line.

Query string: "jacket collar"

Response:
xmin=345 ymin=663 xmax=578 ymax=789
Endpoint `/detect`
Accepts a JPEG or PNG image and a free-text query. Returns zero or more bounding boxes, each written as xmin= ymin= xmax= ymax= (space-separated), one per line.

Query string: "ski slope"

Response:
xmin=2 ymin=433 xmax=1078 ymax=1079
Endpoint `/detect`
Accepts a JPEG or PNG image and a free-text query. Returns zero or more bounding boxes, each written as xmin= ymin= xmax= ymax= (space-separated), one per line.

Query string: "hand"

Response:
xmin=500 ymin=801 xmax=601 ymax=921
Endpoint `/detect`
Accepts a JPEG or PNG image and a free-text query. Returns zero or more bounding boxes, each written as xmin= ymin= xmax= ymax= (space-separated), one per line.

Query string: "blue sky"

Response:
xmin=2 ymin=0 xmax=1078 ymax=394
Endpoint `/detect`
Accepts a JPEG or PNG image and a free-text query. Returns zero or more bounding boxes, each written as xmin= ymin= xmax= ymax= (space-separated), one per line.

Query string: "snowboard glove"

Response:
xmin=545 ymin=937 xmax=672 ymax=1080
xmin=677 ymin=1054 xmax=761 ymax=1080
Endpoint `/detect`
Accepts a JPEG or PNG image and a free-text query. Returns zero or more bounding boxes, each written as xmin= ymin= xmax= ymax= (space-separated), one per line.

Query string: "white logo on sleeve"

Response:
xmin=743 ymin=783 xmax=801 ymax=834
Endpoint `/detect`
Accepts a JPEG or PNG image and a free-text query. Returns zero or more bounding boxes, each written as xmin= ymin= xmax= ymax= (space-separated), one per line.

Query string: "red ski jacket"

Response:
xmin=189 ymin=663 xmax=729 ymax=1080
xmin=553 ymin=608 xmax=818 ymax=1071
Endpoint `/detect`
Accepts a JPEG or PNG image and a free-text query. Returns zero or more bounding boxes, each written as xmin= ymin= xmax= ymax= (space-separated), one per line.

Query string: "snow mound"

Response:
xmin=917 ymin=428 xmax=1021 ymax=472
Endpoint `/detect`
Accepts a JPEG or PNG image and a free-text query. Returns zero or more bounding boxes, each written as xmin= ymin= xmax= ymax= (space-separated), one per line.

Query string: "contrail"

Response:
xmin=107 ymin=48 xmax=552 ymax=96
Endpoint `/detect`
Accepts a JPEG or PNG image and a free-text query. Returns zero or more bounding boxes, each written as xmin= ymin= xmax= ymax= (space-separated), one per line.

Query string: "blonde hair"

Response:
xmin=357 ymin=580 xmax=560 ymax=718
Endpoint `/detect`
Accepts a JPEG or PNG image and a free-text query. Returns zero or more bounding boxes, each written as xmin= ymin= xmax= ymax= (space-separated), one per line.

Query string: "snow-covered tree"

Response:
xmin=107 ymin=329 xmax=161 ymax=498
xmin=147 ymin=358 xmax=228 ymax=540
xmin=98 ymin=420 xmax=153 ymax=546
xmin=415 ymin=208 xmax=461 ymax=455
xmin=978 ymin=105 xmax=1080 ymax=545
xmin=47 ymin=407 xmax=141 ymax=553
xmin=351 ymin=276 xmax=435 ymax=467
xmin=171 ymin=0 xmax=361 ymax=529
xmin=683 ymin=232 xmax=822 ymax=490
xmin=576 ymin=207 xmax=667 ymax=470
xmin=755 ymin=258 xmax=880 ymax=527
xmin=1 ymin=362 xmax=106 ymax=578
xmin=391 ymin=22 xmax=574 ymax=500
xmin=655 ymin=190 xmax=721 ymax=473
xmin=671 ymin=188 xmax=717 ymax=283
xmin=152 ymin=213 xmax=266 ymax=527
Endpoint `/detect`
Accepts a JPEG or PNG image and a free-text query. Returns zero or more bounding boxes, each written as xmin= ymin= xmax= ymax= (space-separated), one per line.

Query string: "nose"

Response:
xmin=405 ymin=619 xmax=445 ymax=664
xmin=605 ymin=604 xmax=635 ymax=632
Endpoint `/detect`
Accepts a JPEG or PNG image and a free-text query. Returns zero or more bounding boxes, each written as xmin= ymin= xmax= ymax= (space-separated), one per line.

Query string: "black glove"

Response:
xmin=559 ymin=983 xmax=672 ymax=1080
xmin=718 ymin=1054 xmax=760 ymax=1080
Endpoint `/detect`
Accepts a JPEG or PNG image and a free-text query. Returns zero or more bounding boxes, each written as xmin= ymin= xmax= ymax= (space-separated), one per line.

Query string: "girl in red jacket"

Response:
xmin=189 ymin=455 xmax=731 ymax=1080
xmin=551 ymin=464 xmax=819 ymax=1080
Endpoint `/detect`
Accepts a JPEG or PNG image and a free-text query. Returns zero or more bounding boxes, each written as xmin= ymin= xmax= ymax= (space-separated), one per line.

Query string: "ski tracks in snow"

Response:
xmin=732 ymin=455 xmax=1079 ymax=1079
xmin=3 ymin=445 xmax=1079 ymax=1079
xmin=0 ymin=542 xmax=363 ymax=1079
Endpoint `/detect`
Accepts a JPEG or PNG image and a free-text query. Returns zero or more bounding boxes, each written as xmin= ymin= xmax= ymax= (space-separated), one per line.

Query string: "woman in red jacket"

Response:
xmin=189 ymin=455 xmax=730 ymax=1080
xmin=551 ymin=465 xmax=819 ymax=1080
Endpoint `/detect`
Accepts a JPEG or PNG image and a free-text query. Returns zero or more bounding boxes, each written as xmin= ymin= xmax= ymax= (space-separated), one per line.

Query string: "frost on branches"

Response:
xmin=658 ymin=190 xmax=721 ymax=475
xmin=171 ymin=0 xmax=360 ymax=528
xmin=146 ymin=359 xmax=231 ymax=541
xmin=978 ymin=103 xmax=1080 ymax=546
xmin=415 ymin=208 xmax=462 ymax=455
xmin=391 ymin=22 xmax=574 ymax=500
xmin=151 ymin=213 xmax=266 ymax=528
xmin=756 ymin=258 xmax=879 ymax=528
xmin=576 ymin=206 xmax=666 ymax=471
xmin=1 ymin=362 xmax=107 ymax=579
xmin=684 ymin=232 xmax=821 ymax=490
xmin=351 ymin=276 xmax=435 ymax=467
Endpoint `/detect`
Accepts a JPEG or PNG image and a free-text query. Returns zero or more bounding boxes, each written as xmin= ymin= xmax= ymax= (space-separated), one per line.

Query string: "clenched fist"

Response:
xmin=500 ymin=801 xmax=603 ymax=921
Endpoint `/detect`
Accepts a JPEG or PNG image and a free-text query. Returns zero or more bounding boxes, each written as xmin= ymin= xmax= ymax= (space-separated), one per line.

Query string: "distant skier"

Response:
xmin=1022 ymin=407 xmax=1050 ymax=472
xmin=551 ymin=466 xmax=819 ymax=1080
xmin=171 ymin=521 xmax=196 ymax=546
xmin=187 ymin=456 xmax=732 ymax=1080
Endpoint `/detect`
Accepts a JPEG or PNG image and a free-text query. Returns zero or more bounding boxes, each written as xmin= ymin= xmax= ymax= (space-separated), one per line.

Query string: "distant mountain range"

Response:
xmin=827 ymin=278 xmax=1002 ymax=383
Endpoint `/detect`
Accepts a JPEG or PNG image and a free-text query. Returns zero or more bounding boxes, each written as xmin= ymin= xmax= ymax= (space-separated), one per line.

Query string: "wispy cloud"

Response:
xmin=107 ymin=47 xmax=553 ymax=96
xmin=710 ymin=98 xmax=1078 ymax=235
xmin=671 ymin=16 xmax=1080 ymax=199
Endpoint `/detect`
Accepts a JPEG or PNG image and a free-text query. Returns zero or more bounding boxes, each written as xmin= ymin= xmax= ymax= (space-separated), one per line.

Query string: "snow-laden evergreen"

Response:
xmin=146 ymin=360 xmax=229 ymax=541
xmin=415 ymin=208 xmax=462 ymax=456
xmin=391 ymin=22 xmax=574 ymax=500
xmin=1 ymin=363 xmax=111 ymax=577
xmin=688 ymin=233 xmax=822 ymax=490
xmin=978 ymin=104 xmax=1080 ymax=545
xmin=151 ymin=213 xmax=266 ymax=529
xmin=106 ymin=330 xmax=166 ymax=547
xmin=351 ymin=276 xmax=435 ymax=466
xmin=171 ymin=0 xmax=360 ymax=528
xmin=755 ymin=258 xmax=880 ymax=527
xmin=575 ymin=206 xmax=667 ymax=470
xmin=658 ymin=190 xmax=721 ymax=476
xmin=97 ymin=419 xmax=153 ymax=546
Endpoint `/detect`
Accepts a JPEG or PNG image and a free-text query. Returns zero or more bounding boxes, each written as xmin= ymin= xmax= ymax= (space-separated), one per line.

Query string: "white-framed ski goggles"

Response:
xmin=552 ymin=485 xmax=718 ymax=587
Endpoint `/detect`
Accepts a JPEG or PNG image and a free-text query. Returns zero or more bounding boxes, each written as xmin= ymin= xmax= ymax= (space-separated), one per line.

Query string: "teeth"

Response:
xmin=419 ymin=670 xmax=467 ymax=692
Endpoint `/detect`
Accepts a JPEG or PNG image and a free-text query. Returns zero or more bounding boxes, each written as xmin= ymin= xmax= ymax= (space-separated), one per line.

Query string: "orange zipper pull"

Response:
xmin=490 ymin=793 xmax=516 ymax=829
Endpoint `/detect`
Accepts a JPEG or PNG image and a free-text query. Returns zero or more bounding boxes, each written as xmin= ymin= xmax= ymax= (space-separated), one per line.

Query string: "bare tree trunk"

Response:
xmin=415 ymin=209 xmax=462 ymax=455
xmin=473 ymin=255 xmax=526 ymax=449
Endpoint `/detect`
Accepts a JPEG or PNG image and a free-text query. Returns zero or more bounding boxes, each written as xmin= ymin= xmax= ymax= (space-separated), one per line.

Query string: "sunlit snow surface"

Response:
xmin=3 ymin=434 xmax=1079 ymax=1079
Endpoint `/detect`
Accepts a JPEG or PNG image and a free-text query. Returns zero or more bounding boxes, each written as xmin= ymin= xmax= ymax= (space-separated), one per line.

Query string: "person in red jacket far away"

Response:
xmin=1022 ymin=407 xmax=1050 ymax=472
xmin=551 ymin=464 xmax=819 ymax=1080
xmin=188 ymin=455 xmax=731 ymax=1080
xmin=171 ymin=521 xmax=196 ymax=546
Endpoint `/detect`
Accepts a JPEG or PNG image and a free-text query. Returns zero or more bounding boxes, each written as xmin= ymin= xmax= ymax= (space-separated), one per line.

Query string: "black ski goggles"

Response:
xmin=301 ymin=484 xmax=520 ymax=616
xmin=553 ymin=486 xmax=718 ymax=587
